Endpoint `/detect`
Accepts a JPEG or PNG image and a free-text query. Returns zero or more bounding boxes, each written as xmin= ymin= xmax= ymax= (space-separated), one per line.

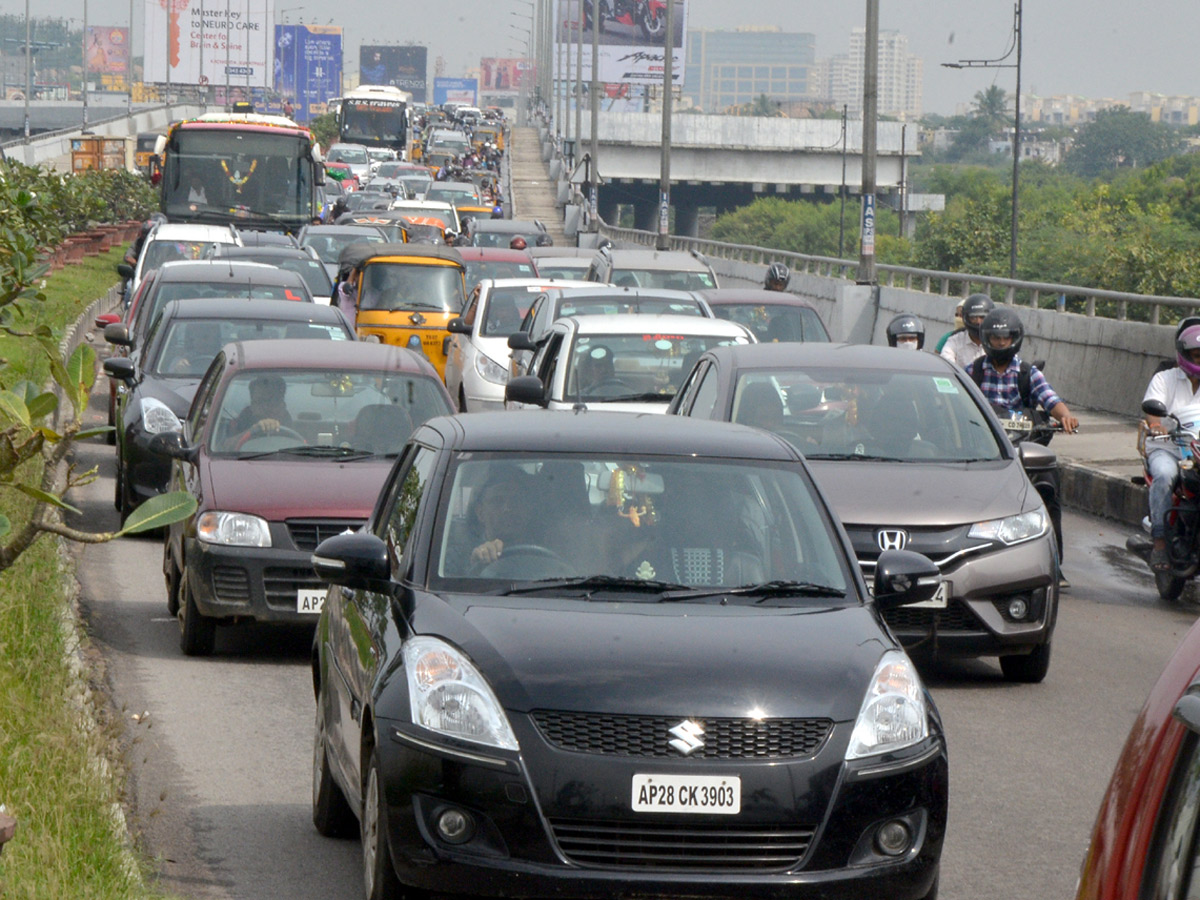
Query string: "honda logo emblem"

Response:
xmin=667 ymin=720 xmax=705 ymax=755
xmin=877 ymin=530 xmax=908 ymax=552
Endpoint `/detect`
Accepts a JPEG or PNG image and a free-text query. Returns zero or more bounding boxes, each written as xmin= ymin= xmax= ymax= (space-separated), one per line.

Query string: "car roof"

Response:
xmin=599 ymin=249 xmax=711 ymax=271
xmin=223 ymin=338 xmax=435 ymax=375
xmin=550 ymin=286 xmax=702 ymax=303
xmin=564 ymin=313 xmax=750 ymax=337
xmin=158 ymin=297 xmax=347 ymax=322
xmin=699 ymin=288 xmax=819 ymax=309
xmin=302 ymin=225 xmax=387 ymax=236
xmin=528 ymin=247 xmax=592 ymax=260
xmin=479 ymin=278 xmax=581 ymax=291
xmin=472 ymin=219 xmax=544 ymax=233
xmin=420 ymin=410 xmax=799 ymax=460
xmin=149 ymin=223 xmax=238 ymax=242
xmin=212 ymin=246 xmax=316 ymax=260
xmin=353 ymin=243 xmax=464 ymax=265
xmin=429 ymin=181 xmax=476 ymax=190
xmin=155 ymin=260 xmax=309 ymax=284
xmin=457 ymin=247 xmax=534 ymax=262
xmin=700 ymin=342 xmax=960 ymax=372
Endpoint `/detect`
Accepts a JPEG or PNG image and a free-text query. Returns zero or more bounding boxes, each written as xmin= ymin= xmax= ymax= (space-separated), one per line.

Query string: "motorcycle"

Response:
xmin=583 ymin=0 xmax=667 ymax=41
xmin=1127 ymin=399 xmax=1200 ymax=601
xmin=998 ymin=408 xmax=1065 ymax=562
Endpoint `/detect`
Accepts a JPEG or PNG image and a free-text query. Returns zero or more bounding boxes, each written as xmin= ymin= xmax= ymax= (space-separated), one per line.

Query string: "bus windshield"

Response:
xmin=341 ymin=101 xmax=407 ymax=150
xmin=162 ymin=129 xmax=315 ymax=228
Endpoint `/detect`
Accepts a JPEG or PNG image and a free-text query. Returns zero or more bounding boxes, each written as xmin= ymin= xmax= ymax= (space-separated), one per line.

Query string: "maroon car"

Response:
xmin=1076 ymin=616 xmax=1200 ymax=898
xmin=699 ymin=288 xmax=831 ymax=344
xmin=152 ymin=339 xmax=454 ymax=656
xmin=458 ymin=246 xmax=538 ymax=291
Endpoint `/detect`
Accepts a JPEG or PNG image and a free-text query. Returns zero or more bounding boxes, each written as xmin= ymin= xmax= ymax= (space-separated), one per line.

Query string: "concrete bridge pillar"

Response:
xmin=598 ymin=192 xmax=619 ymax=226
xmin=675 ymin=202 xmax=700 ymax=238
xmin=633 ymin=196 xmax=658 ymax=232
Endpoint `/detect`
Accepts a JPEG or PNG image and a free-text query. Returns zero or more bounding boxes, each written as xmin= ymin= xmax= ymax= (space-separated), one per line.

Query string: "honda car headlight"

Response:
xmin=846 ymin=651 xmax=928 ymax=760
xmin=404 ymin=636 xmax=519 ymax=750
xmin=196 ymin=511 xmax=272 ymax=547
xmin=968 ymin=509 xmax=1048 ymax=545
xmin=474 ymin=352 xmax=510 ymax=386
xmin=140 ymin=397 xmax=183 ymax=434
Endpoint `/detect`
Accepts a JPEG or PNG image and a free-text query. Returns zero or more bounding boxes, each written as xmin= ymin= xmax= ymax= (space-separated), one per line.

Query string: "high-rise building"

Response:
xmin=822 ymin=27 xmax=922 ymax=120
xmin=683 ymin=26 xmax=816 ymax=113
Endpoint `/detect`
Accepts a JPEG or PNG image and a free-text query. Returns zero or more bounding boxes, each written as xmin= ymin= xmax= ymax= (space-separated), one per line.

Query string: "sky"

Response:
xmin=6 ymin=0 xmax=1199 ymax=115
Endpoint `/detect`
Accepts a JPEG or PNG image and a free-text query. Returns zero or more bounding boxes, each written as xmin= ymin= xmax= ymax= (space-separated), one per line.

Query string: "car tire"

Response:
xmin=918 ymin=874 xmax=939 ymax=900
xmin=362 ymin=748 xmax=404 ymax=900
xmin=106 ymin=398 xmax=116 ymax=445
xmin=164 ymin=547 xmax=182 ymax=617
xmin=178 ymin=574 xmax=216 ymax=657
xmin=1156 ymin=569 xmax=1187 ymax=602
xmin=999 ymin=641 xmax=1051 ymax=683
xmin=313 ymin=689 xmax=356 ymax=838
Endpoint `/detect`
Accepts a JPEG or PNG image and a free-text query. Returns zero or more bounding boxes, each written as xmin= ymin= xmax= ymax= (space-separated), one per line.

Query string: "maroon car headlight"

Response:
xmin=197 ymin=511 xmax=272 ymax=548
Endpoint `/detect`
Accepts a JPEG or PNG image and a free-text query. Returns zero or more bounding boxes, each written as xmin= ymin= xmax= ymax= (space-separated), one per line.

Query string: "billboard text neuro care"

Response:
xmin=359 ymin=45 xmax=428 ymax=102
xmin=274 ymin=25 xmax=343 ymax=122
xmin=144 ymin=0 xmax=276 ymax=87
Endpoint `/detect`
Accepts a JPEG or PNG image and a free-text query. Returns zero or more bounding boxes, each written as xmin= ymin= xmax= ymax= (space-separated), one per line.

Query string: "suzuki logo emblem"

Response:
xmin=667 ymin=720 xmax=705 ymax=755
xmin=877 ymin=530 xmax=908 ymax=552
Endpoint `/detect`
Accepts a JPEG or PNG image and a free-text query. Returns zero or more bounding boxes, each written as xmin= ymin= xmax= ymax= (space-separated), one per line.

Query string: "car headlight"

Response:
xmin=404 ymin=636 xmax=519 ymax=750
xmin=845 ymin=651 xmax=929 ymax=760
xmin=474 ymin=352 xmax=510 ymax=386
xmin=196 ymin=511 xmax=272 ymax=547
xmin=140 ymin=397 xmax=183 ymax=435
xmin=968 ymin=509 xmax=1048 ymax=545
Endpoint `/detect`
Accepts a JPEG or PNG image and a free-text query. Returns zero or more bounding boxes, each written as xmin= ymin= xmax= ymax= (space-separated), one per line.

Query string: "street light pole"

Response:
xmin=588 ymin=0 xmax=599 ymax=229
xmin=82 ymin=0 xmax=89 ymax=131
xmin=127 ymin=0 xmax=134 ymax=116
xmin=23 ymin=0 xmax=31 ymax=142
xmin=574 ymin=0 xmax=582 ymax=146
xmin=655 ymin=0 xmax=674 ymax=250
xmin=857 ymin=0 xmax=878 ymax=285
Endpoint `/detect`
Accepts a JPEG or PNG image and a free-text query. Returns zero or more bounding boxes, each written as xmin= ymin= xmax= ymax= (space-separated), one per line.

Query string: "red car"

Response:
xmin=457 ymin=246 xmax=538 ymax=291
xmin=1076 ymin=617 xmax=1200 ymax=898
xmin=325 ymin=161 xmax=359 ymax=192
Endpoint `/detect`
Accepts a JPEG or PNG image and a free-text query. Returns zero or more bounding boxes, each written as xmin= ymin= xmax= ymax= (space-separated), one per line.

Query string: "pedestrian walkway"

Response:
xmin=1060 ymin=408 xmax=1146 ymax=529
xmin=507 ymin=126 xmax=568 ymax=246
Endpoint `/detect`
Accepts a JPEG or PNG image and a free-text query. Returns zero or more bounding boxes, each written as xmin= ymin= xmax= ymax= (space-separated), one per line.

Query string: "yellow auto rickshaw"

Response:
xmin=352 ymin=244 xmax=466 ymax=378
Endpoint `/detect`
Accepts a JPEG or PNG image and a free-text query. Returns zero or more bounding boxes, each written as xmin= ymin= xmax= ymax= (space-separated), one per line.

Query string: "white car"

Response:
xmin=326 ymin=143 xmax=373 ymax=183
xmin=444 ymin=278 xmax=596 ymax=412
xmin=505 ymin=314 xmax=755 ymax=413
xmin=123 ymin=222 xmax=242 ymax=302
xmin=386 ymin=199 xmax=462 ymax=235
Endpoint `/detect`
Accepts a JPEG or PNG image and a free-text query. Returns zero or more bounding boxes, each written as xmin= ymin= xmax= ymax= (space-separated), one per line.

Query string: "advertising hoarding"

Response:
xmin=86 ymin=26 xmax=130 ymax=76
xmin=554 ymin=0 xmax=686 ymax=87
xmin=274 ymin=25 xmax=342 ymax=122
xmin=359 ymin=45 xmax=427 ymax=101
xmin=433 ymin=78 xmax=479 ymax=106
xmin=480 ymin=58 xmax=533 ymax=94
xmin=144 ymin=0 xmax=275 ymax=88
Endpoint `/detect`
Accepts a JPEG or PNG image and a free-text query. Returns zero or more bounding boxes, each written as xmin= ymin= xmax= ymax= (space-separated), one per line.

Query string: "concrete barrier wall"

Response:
xmin=3 ymin=105 xmax=205 ymax=169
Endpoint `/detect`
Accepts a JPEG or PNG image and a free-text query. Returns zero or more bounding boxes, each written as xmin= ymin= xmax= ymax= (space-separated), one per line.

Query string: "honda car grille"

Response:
xmin=548 ymin=818 xmax=815 ymax=870
xmin=531 ymin=712 xmax=832 ymax=759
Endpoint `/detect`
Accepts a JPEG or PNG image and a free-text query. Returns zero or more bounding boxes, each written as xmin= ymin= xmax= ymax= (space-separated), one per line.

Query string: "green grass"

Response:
xmin=0 ymin=245 xmax=174 ymax=899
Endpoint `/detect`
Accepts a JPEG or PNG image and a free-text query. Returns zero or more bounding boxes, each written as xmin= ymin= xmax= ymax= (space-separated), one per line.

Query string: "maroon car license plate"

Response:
xmin=297 ymin=589 xmax=326 ymax=614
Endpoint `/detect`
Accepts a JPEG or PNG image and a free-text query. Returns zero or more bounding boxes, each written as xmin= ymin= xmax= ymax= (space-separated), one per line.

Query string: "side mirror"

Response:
xmin=447 ymin=317 xmax=471 ymax=334
xmin=505 ymin=375 xmax=547 ymax=408
xmin=1018 ymin=442 xmax=1058 ymax=472
xmin=116 ymin=262 xmax=135 ymax=279
xmin=103 ymin=322 xmax=133 ymax=347
xmin=507 ymin=332 xmax=536 ymax=352
xmin=102 ymin=356 xmax=136 ymax=384
xmin=873 ymin=550 xmax=941 ymax=611
xmin=148 ymin=431 xmax=198 ymax=464
xmin=95 ymin=312 xmax=121 ymax=329
xmin=1143 ymin=399 xmax=1169 ymax=419
xmin=312 ymin=532 xmax=391 ymax=591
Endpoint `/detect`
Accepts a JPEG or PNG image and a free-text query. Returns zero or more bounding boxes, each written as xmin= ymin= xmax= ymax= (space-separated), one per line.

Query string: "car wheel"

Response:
xmin=918 ymin=874 xmax=939 ymax=900
xmin=999 ymin=641 xmax=1051 ymax=683
xmin=178 ymin=574 xmax=216 ymax=657
xmin=113 ymin=455 xmax=125 ymax=513
xmin=1156 ymin=569 xmax=1188 ymax=602
xmin=363 ymin=748 xmax=404 ymax=900
xmin=106 ymin=396 xmax=116 ymax=445
xmin=116 ymin=458 xmax=136 ymax=526
xmin=313 ymin=689 xmax=356 ymax=838
xmin=164 ymin=546 xmax=182 ymax=617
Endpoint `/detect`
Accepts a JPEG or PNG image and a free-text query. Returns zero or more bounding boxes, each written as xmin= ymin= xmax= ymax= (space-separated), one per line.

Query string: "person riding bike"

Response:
xmin=764 ymin=262 xmax=791 ymax=292
xmin=941 ymin=293 xmax=994 ymax=369
xmin=886 ymin=313 xmax=925 ymax=351
xmin=1142 ymin=318 xmax=1200 ymax=572
xmin=968 ymin=307 xmax=1078 ymax=580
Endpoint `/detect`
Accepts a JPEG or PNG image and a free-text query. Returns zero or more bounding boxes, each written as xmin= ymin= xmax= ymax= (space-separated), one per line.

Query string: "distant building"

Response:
xmin=816 ymin=28 xmax=922 ymax=120
xmin=1023 ymin=92 xmax=1200 ymax=127
xmin=683 ymin=26 xmax=816 ymax=113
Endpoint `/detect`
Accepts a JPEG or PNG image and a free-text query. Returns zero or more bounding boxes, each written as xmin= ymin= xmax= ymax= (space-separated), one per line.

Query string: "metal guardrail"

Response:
xmin=595 ymin=221 xmax=1200 ymax=326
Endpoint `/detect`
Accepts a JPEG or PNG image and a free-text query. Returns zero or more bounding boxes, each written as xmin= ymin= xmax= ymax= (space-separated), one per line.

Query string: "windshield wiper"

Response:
xmin=587 ymin=392 xmax=675 ymax=404
xmin=804 ymin=452 xmax=908 ymax=462
xmin=661 ymin=580 xmax=847 ymax=602
xmin=494 ymin=575 xmax=691 ymax=597
xmin=235 ymin=444 xmax=322 ymax=459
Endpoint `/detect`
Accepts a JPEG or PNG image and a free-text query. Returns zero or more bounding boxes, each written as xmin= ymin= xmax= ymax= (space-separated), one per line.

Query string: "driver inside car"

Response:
xmin=465 ymin=467 xmax=541 ymax=570
xmin=231 ymin=375 xmax=294 ymax=442
xmin=575 ymin=345 xmax=620 ymax=397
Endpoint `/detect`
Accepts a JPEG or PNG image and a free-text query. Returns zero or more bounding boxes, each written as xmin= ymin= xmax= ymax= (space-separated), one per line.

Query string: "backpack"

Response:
xmin=969 ymin=359 xmax=1053 ymax=444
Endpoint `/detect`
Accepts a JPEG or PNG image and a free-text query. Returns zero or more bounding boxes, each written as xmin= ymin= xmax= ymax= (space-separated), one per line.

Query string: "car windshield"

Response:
xmin=481 ymin=286 xmax=544 ymax=336
xmin=610 ymin=269 xmax=717 ymax=290
xmin=567 ymin=332 xmax=747 ymax=402
xmin=209 ymin=369 xmax=446 ymax=456
xmin=390 ymin=206 xmax=453 ymax=229
xmin=150 ymin=318 xmax=350 ymax=377
xmin=534 ymin=262 xmax=588 ymax=281
xmin=471 ymin=230 xmax=541 ymax=248
xmin=142 ymin=240 xmax=220 ymax=273
xmin=464 ymin=261 xmax=536 ymax=286
xmin=358 ymin=262 xmax=464 ymax=313
xmin=328 ymin=146 xmax=369 ymax=165
xmin=302 ymin=230 xmax=386 ymax=263
xmin=376 ymin=163 xmax=407 ymax=177
xmin=429 ymin=454 xmax=849 ymax=597
xmin=713 ymin=303 xmax=829 ymax=343
xmin=730 ymin=369 xmax=1005 ymax=462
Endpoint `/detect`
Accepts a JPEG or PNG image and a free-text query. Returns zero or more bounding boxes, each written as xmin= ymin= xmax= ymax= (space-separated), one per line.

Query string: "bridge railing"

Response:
xmin=596 ymin=220 xmax=1200 ymax=326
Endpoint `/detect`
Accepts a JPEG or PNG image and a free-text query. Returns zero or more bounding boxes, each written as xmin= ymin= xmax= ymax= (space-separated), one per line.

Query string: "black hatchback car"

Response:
xmin=310 ymin=412 xmax=948 ymax=900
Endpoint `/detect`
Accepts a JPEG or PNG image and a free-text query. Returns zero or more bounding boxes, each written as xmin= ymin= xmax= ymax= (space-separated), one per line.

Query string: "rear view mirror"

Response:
xmin=505 ymin=375 xmax=547 ymax=407
xmin=103 ymin=323 xmax=133 ymax=347
xmin=102 ymin=356 xmax=136 ymax=384
xmin=873 ymin=550 xmax=941 ymax=611
xmin=312 ymin=532 xmax=391 ymax=590
xmin=508 ymin=332 xmax=536 ymax=352
xmin=447 ymin=317 xmax=470 ymax=334
xmin=1143 ymin=399 xmax=1168 ymax=419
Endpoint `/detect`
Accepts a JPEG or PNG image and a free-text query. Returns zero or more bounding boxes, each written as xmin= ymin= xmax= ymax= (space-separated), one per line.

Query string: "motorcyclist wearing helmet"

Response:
xmin=886 ymin=313 xmax=925 ymax=351
xmin=1142 ymin=317 xmax=1200 ymax=571
xmin=764 ymin=263 xmax=791 ymax=292
xmin=940 ymin=293 xmax=994 ymax=369
xmin=510 ymin=236 xmax=528 ymax=250
xmin=968 ymin=307 xmax=1078 ymax=576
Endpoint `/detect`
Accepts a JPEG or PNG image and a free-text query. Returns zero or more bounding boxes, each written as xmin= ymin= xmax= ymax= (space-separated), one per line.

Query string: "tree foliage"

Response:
xmin=1065 ymin=106 xmax=1181 ymax=177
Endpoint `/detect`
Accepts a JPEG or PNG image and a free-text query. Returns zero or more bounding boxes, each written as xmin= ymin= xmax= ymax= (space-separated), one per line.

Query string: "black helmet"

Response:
xmin=886 ymin=313 xmax=925 ymax=350
xmin=979 ymin=307 xmax=1024 ymax=366
xmin=764 ymin=262 xmax=791 ymax=291
xmin=962 ymin=293 xmax=995 ymax=338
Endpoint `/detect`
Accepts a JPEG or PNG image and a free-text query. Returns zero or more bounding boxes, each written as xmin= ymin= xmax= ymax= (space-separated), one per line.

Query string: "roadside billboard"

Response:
xmin=359 ymin=45 xmax=427 ymax=101
xmin=144 ymin=0 xmax=275 ymax=88
xmin=554 ymin=0 xmax=686 ymax=87
xmin=480 ymin=58 xmax=533 ymax=94
xmin=86 ymin=26 xmax=130 ymax=76
xmin=274 ymin=25 xmax=342 ymax=122
xmin=433 ymin=78 xmax=479 ymax=106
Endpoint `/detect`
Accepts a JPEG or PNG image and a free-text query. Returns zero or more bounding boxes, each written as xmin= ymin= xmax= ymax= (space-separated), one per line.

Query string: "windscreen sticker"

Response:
xmin=933 ymin=377 xmax=959 ymax=394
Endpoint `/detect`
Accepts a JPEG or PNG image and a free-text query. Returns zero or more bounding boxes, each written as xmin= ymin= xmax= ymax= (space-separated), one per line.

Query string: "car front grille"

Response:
xmin=286 ymin=519 xmax=365 ymax=552
xmin=212 ymin=565 xmax=251 ymax=603
xmin=548 ymin=818 xmax=815 ymax=870
xmin=882 ymin=600 xmax=982 ymax=633
xmin=531 ymin=711 xmax=832 ymax=759
xmin=264 ymin=566 xmax=325 ymax=610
